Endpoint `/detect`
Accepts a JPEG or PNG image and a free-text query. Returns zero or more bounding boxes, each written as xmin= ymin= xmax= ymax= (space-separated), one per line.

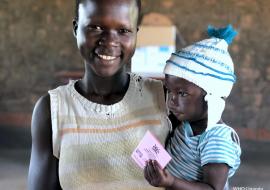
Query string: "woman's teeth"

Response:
xmin=97 ymin=54 xmax=117 ymax=60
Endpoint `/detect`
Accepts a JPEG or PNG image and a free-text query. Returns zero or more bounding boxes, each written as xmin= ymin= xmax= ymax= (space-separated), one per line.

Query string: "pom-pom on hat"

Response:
xmin=164 ymin=24 xmax=238 ymax=130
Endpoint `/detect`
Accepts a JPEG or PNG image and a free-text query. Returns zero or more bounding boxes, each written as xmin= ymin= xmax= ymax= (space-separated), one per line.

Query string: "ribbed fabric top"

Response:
xmin=48 ymin=73 xmax=169 ymax=190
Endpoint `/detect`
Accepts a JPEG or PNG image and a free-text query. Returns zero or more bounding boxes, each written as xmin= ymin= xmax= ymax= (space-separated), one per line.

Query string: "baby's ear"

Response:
xmin=72 ymin=19 xmax=78 ymax=37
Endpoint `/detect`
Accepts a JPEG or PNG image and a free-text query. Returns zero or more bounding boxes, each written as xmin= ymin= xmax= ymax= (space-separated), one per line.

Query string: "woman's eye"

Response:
xmin=87 ymin=25 xmax=103 ymax=31
xmin=119 ymin=28 xmax=130 ymax=34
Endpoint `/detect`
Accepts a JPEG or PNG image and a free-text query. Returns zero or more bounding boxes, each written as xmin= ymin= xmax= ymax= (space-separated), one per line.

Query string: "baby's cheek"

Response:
xmin=178 ymin=99 xmax=188 ymax=110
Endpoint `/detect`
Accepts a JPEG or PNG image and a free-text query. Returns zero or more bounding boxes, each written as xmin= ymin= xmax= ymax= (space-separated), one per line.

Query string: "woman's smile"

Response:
xmin=74 ymin=0 xmax=138 ymax=77
xmin=93 ymin=52 xmax=121 ymax=67
xmin=97 ymin=54 xmax=117 ymax=61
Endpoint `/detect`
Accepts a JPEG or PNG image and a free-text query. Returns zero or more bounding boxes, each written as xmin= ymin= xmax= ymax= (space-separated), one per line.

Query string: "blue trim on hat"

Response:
xmin=166 ymin=60 xmax=236 ymax=83
xmin=172 ymin=52 xmax=236 ymax=80
xmin=174 ymin=51 xmax=234 ymax=74
xmin=193 ymin=43 xmax=228 ymax=55
xmin=207 ymin=25 xmax=238 ymax=45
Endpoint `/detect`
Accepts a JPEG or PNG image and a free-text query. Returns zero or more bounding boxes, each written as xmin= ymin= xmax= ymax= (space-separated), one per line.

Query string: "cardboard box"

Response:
xmin=131 ymin=26 xmax=176 ymax=78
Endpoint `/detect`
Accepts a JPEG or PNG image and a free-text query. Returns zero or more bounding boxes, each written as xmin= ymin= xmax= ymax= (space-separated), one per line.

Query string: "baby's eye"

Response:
xmin=177 ymin=91 xmax=188 ymax=97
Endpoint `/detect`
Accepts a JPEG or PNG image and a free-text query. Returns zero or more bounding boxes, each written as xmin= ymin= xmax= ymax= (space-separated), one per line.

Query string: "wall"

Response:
xmin=0 ymin=0 xmax=270 ymax=142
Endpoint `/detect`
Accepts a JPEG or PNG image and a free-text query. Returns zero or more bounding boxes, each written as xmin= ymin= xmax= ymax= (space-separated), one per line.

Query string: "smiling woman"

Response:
xmin=27 ymin=0 xmax=170 ymax=190
xmin=74 ymin=0 xmax=138 ymax=78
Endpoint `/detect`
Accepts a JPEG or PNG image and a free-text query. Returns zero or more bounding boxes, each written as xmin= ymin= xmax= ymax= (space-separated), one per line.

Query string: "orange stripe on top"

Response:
xmin=60 ymin=120 xmax=161 ymax=136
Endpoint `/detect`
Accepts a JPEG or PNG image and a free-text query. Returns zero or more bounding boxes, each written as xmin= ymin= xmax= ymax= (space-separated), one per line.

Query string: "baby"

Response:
xmin=144 ymin=25 xmax=241 ymax=190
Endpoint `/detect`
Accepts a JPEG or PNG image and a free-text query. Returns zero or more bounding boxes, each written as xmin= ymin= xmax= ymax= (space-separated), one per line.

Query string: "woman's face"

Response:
xmin=165 ymin=74 xmax=208 ymax=123
xmin=74 ymin=0 xmax=139 ymax=77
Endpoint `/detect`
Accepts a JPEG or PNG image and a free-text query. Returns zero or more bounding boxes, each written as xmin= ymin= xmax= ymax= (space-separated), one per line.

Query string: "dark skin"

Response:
xmin=28 ymin=0 xmax=139 ymax=189
xmin=144 ymin=74 xmax=229 ymax=190
xmin=28 ymin=95 xmax=61 ymax=190
xmin=73 ymin=0 xmax=139 ymax=104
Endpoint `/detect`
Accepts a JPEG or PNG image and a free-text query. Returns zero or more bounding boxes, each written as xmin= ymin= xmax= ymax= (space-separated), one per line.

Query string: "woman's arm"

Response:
xmin=144 ymin=160 xmax=229 ymax=190
xmin=28 ymin=94 xmax=62 ymax=190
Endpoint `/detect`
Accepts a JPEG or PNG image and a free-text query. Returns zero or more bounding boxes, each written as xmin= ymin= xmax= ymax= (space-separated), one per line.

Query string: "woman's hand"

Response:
xmin=144 ymin=160 xmax=175 ymax=188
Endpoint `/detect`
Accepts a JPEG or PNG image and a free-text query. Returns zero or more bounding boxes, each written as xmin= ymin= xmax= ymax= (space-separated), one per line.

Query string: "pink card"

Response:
xmin=131 ymin=131 xmax=172 ymax=169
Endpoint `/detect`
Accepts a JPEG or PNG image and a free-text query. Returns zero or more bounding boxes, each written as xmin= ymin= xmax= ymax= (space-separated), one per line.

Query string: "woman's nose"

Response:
xmin=99 ymin=30 xmax=119 ymax=47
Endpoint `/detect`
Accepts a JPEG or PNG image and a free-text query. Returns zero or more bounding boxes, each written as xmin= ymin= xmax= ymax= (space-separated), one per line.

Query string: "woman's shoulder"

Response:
xmin=48 ymin=80 xmax=77 ymax=93
xmin=31 ymin=93 xmax=52 ymax=138
xmin=129 ymin=72 xmax=166 ymax=110
xmin=130 ymin=73 xmax=163 ymax=90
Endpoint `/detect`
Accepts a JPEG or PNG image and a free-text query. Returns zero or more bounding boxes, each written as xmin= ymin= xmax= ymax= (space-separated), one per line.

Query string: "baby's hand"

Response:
xmin=143 ymin=160 xmax=175 ymax=188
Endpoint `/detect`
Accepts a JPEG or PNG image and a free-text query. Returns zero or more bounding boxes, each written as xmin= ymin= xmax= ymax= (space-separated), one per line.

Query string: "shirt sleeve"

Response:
xmin=199 ymin=125 xmax=241 ymax=177
xmin=48 ymin=89 xmax=61 ymax=158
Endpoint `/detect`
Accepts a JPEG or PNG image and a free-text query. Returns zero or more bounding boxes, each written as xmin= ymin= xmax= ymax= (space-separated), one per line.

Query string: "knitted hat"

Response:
xmin=164 ymin=25 xmax=238 ymax=130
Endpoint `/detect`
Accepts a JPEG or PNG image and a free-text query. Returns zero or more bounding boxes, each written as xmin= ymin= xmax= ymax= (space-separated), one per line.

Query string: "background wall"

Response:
xmin=1 ymin=1 xmax=270 ymax=189
xmin=0 ymin=0 xmax=270 ymax=142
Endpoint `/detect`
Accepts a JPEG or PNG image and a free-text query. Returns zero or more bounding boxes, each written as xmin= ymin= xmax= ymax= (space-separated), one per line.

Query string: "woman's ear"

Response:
xmin=72 ymin=19 xmax=78 ymax=38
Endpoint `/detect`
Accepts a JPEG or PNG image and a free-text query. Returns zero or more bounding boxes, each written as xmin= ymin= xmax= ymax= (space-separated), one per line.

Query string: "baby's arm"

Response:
xmin=144 ymin=160 xmax=229 ymax=190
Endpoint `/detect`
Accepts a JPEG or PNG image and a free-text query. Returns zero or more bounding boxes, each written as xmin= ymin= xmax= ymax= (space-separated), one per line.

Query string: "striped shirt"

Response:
xmin=48 ymin=73 xmax=169 ymax=190
xmin=166 ymin=121 xmax=241 ymax=182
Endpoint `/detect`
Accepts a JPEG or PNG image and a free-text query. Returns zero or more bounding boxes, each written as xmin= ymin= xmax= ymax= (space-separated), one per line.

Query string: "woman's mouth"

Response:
xmin=97 ymin=54 xmax=117 ymax=61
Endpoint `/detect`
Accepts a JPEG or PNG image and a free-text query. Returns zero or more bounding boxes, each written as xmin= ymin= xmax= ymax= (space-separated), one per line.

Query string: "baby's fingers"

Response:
xmin=146 ymin=160 xmax=157 ymax=179
xmin=144 ymin=161 xmax=151 ymax=181
xmin=152 ymin=160 xmax=165 ymax=178
xmin=144 ymin=160 xmax=160 ymax=187
xmin=144 ymin=161 xmax=155 ymax=181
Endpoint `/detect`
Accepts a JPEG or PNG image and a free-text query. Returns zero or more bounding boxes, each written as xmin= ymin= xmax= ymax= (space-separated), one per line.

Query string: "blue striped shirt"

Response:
xmin=166 ymin=122 xmax=241 ymax=182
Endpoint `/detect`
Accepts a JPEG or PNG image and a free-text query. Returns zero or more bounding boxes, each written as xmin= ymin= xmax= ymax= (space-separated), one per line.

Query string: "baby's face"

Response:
xmin=74 ymin=0 xmax=139 ymax=77
xmin=165 ymin=74 xmax=207 ymax=123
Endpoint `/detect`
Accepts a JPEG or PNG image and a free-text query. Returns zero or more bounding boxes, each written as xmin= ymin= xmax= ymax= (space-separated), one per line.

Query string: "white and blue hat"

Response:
xmin=164 ymin=25 xmax=238 ymax=130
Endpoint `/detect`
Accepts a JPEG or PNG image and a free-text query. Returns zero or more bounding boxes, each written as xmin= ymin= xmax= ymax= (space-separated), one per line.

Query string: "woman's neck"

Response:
xmin=76 ymin=65 xmax=130 ymax=105
xmin=83 ymin=72 xmax=128 ymax=95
